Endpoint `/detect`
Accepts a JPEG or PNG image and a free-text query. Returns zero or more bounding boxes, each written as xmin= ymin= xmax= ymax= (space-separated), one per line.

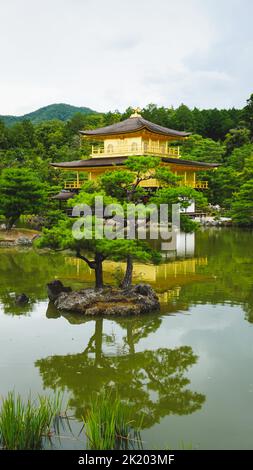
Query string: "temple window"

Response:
xmin=107 ymin=144 xmax=114 ymax=153
xmin=160 ymin=144 xmax=166 ymax=154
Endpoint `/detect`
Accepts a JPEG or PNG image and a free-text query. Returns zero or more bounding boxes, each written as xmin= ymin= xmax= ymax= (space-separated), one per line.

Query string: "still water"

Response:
xmin=0 ymin=228 xmax=253 ymax=449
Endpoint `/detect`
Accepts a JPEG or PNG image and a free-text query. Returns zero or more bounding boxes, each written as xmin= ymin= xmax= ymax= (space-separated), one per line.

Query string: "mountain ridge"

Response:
xmin=0 ymin=103 xmax=97 ymax=125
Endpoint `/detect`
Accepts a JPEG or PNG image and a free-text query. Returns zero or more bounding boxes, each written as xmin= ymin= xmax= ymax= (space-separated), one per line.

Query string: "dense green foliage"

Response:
xmin=0 ymin=168 xmax=47 ymax=229
xmin=0 ymin=92 xmax=253 ymax=227
xmin=100 ymin=156 xmax=205 ymax=233
xmin=231 ymin=180 xmax=253 ymax=225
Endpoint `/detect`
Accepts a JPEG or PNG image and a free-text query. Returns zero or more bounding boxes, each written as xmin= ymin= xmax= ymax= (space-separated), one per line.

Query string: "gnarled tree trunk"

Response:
xmin=6 ymin=216 xmax=18 ymax=230
xmin=121 ymin=254 xmax=133 ymax=289
xmin=94 ymin=252 xmax=104 ymax=289
xmin=76 ymin=249 xmax=105 ymax=289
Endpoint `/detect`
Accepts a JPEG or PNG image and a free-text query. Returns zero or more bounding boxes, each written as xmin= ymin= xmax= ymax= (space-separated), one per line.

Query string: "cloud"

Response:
xmin=0 ymin=0 xmax=252 ymax=114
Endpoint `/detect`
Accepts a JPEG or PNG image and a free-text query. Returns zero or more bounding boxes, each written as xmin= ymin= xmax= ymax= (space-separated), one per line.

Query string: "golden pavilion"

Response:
xmin=51 ymin=109 xmax=219 ymax=204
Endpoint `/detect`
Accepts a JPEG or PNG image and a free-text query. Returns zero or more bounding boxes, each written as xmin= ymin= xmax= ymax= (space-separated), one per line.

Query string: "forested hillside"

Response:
xmin=0 ymin=103 xmax=97 ymax=126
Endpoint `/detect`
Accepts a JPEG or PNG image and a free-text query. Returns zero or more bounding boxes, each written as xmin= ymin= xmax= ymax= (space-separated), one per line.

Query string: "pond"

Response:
xmin=0 ymin=228 xmax=253 ymax=450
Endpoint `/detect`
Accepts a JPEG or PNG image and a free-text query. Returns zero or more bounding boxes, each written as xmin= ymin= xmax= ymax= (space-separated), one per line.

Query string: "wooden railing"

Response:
xmin=64 ymin=179 xmax=208 ymax=190
xmin=194 ymin=181 xmax=208 ymax=189
xmin=64 ymin=181 xmax=82 ymax=189
xmin=184 ymin=181 xmax=208 ymax=189
xmin=91 ymin=144 xmax=180 ymax=158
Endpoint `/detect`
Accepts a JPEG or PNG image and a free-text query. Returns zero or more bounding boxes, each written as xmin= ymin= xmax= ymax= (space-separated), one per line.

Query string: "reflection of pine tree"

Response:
xmin=244 ymin=291 xmax=253 ymax=323
xmin=36 ymin=317 xmax=205 ymax=428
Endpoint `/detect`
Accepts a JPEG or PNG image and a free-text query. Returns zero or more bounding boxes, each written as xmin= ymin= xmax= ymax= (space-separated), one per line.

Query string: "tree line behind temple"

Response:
xmin=0 ymin=93 xmax=253 ymax=226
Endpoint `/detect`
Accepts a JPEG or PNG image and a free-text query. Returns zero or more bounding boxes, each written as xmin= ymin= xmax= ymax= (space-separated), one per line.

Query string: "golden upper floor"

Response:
xmin=91 ymin=137 xmax=181 ymax=158
xmin=80 ymin=109 xmax=189 ymax=159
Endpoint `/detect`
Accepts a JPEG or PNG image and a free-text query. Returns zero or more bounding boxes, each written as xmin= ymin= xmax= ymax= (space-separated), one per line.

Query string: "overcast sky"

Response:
xmin=0 ymin=0 xmax=252 ymax=115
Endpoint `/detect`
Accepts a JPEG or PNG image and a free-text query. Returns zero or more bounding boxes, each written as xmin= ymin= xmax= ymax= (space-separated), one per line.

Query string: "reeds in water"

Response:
xmin=83 ymin=391 xmax=143 ymax=450
xmin=0 ymin=391 xmax=63 ymax=450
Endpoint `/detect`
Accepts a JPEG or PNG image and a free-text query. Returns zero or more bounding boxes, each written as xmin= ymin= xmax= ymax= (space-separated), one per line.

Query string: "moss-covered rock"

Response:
xmin=47 ymin=281 xmax=160 ymax=316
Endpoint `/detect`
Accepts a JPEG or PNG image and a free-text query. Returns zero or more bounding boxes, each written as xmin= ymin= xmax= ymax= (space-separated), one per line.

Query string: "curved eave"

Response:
xmin=51 ymin=157 xmax=220 ymax=171
xmin=50 ymin=162 xmax=124 ymax=170
xmin=162 ymin=157 xmax=220 ymax=170
xmin=79 ymin=116 xmax=190 ymax=140
xmin=80 ymin=127 xmax=190 ymax=140
xmin=51 ymin=191 xmax=75 ymax=200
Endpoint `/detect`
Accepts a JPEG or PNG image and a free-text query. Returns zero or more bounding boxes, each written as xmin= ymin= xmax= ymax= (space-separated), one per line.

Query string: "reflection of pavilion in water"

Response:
xmin=66 ymin=232 xmax=207 ymax=303
xmin=163 ymin=231 xmax=195 ymax=258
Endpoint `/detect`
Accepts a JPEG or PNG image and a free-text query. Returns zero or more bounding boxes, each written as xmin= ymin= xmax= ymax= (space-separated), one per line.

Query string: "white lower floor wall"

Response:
xmin=179 ymin=199 xmax=195 ymax=213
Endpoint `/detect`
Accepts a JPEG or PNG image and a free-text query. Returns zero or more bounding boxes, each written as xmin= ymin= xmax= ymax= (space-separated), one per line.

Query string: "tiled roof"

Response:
xmin=80 ymin=116 xmax=190 ymax=138
xmin=51 ymin=156 xmax=219 ymax=169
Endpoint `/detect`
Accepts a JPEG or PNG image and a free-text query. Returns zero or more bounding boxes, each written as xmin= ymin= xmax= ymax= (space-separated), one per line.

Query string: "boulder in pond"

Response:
xmin=15 ymin=293 xmax=29 ymax=305
xmin=47 ymin=280 xmax=72 ymax=302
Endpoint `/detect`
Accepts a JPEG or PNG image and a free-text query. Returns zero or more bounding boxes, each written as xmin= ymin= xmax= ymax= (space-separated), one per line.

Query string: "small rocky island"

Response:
xmin=47 ymin=280 xmax=160 ymax=316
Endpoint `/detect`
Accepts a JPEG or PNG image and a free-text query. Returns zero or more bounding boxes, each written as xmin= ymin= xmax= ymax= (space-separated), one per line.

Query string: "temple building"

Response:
xmin=51 ymin=109 xmax=219 ymax=211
